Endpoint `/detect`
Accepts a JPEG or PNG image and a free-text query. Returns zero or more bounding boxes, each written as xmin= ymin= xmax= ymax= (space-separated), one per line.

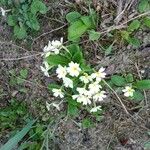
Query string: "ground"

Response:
xmin=0 ymin=0 xmax=150 ymax=150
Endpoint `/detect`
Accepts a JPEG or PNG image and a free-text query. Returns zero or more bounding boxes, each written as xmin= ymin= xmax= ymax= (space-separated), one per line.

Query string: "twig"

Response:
xmin=32 ymin=24 xmax=67 ymax=47
xmin=101 ymin=11 xmax=150 ymax=34
xmin=103 ymin=79 xmax=129 ymax=115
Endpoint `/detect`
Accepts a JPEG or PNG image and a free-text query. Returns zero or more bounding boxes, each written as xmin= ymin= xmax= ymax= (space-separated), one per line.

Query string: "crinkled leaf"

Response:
xmin=66 ymin=11 xmax=81 ymax=23
xmin=127 ymin=37 xmax=141 ymax=48
xmin=121 ymin=31 xmax=130 ymax=40
xmin=138 ymin=0 xmax=150 ymax=13
xmin=143 ymin=17 xmax=150 ymax=28
xmin=67 ymin=99 xmax=79 ymax=117
xmin=7 ymin=15 xmax=17 ymax=26
xmin=20 ymin=69 xmax=28 ymax=79
xmin=68 ymin=20 xmax=88 ymax=41
xmin=31 ymin=0 xmax=47 ymax=15
xmin=46 ymin=55 xmax=70 ymax=66
xmin=125 ymin=73 xmax=134 ymax=83
xmin=134 ymin=80 xmax=150 ymax=90
xmin=82 ymin=118 xmax=94 ymax=129
xmin=14 ymin=25 xmax=27 ymax=39
xmin=88 ymin=30 xmax=100 ymax=41
xmin=128 ymin=20 xmax=141 ymax=32
xmin=80 ymin=16 xmax=93 ymax=28
xmin=132 ymin=91 xmax=144 ymax=101
xmin=111 ymin=75 xmax=126 ymax=86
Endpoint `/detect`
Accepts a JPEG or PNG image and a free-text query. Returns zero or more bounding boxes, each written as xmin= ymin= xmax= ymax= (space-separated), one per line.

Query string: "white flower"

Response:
xmin=91 ymin=67 xmax=106 ymax=82
xmin=56 ymin=65 xmax=67 ymax=79
xmin=76 ymin=87 xmax=91 ymax=97
xmin=46 ymin=102 xmax=60 ymax=111
xmin=122 ymin=86 xmax=135 ymax=97
xmin=63 ymin=77 xmax=73 ymax=88
xmin=90 ymin=106 xmax=102 ymax=113
xmin=46 ymin=101 xmax=51 ymax=111
xmin=88 ymin=82 xmax=102 ymax=95
xmin=80 ymin=73 xmax=92 ymax=84
xmin=52 ymin=103 xmax=60 ymax=111
xmin=52 ymin=89 xmax=64 ymax=98
xmin=40 ymin=61 xmax=51 ymax=77
xmin=51 ymin=37 xmax=63 ymax=49
xmin=0 ymin=7 xmax=6 ymax=16
xmin=72 ymin=94 xmax=91 ymax=105
xmin=67 ymin=61 xmax=81 ymax=77
xmin=43 ymin=38 xmax=63 ymax=57
xmin=93 ymin=91 xmax=107 ymax=101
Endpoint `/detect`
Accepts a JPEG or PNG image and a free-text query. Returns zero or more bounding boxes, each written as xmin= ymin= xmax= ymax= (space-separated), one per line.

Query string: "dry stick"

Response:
xmin=0 ymin=52 xmax=42 ymax=61
xmin=135 ymin=62 xmax=148 ymax=106
xmin=100 ymin=11 xmax=150 ymax=34
xmin=31 ymin=24 xmax=67 ymax=47
xmin=103 ymin=80 xmax=129 ymax=115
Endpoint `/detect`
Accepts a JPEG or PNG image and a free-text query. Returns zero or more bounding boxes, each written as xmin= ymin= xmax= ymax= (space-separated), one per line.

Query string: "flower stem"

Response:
xmin=103 ymin=79 xmax=129 ymax=115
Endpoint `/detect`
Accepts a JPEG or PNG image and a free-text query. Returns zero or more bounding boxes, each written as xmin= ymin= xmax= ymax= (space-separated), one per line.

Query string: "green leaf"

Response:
xmin=143 ymin=17 xmax=150 ymax=28
xmin=66 ymin=11 xmax=81 ymax=23
xmin=31 ymin=0 xmax=47 ymax=15
xmin=138 ymin=0 xmax=150 ymax=13
xmin=67 ymin=99 xmax=79 ymax=117
xmin=134 ymin=80 xmax=150 ymax=90
xmin=105 ymin=42 xmax=114 ymax=56
xmin=0 ymin=120 xmax=36 ymax=150
xmin=111 ymin=75 xmax=126 ymax=86
xmin=128 ymin=20 xmax=141 ymax=32
xmin=132 ymin=91 xmax=144 ymax=101
xmin=7 ymin=15 xmax=16 ymax=26
xmin=125 ymin=74 xmax=134 ymax=83
xmin=68 ymin=20 xmax=88 ymax=41
xmin=14 ymin=25 xmax=27 ymax=39
xmin=82 ymin=118 xmax=94 ymax=129
xmin=28 ymin=14 xmax=40 ymax=30
xmin=80 ymin=16 xmax=93 ymax=28
xmin=46 ymin=55 xmax=70 ymax=66
xmin=88 ymin=30 xmax=100 ymax=41
xmin=127 ymin=37 xmax=141 ymax=48
xmin=121 ymin=31 xmax=130 ymax=40
xmin=48 ymin=83 xmax=60 ymax=91
xmin=144 ymin=141 xmax=150 ymax=150
xmin=20 ymin=69 xmax=28 ymax=79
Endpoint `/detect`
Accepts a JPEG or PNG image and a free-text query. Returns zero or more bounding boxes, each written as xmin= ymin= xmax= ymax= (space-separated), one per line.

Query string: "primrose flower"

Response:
xmin=80 ymin=73 xmax=92 ymax=84
xmin=40 ymin=61 xmax=51 ymax=77
xmin=43 ymin=38 xmax=63 ymax=57
xmin=72 ymin=94 xmax=91 ymax=105
xmin=63 ymin=77 xmax=73 ymax=88
xmin=56 ymin=65 xmax=67 ymax=79
xmin=88 ymin=81 xmax=102 ymax=95
xmin=93 ymin=91 xmax=107 ymax=101
xmin=0 ymin=7 xmax=6 ymax=16
xmin=52 ymin=103 xmax=60 ymax=111
xmin=52 ymin=89 xmax=64 ymax=98
xmin=67 ymin=61 xmax=81 ymax=77
xmin=91 ymin=67 xmax=106 ymax=82
xmin=51 ymin=37 xmax=63 ymax=49
xmin=122 ymin=86 xmax=135 ymax=97
xmin=46 ymin=101 xmax=51 ymax=111
xmin=90 ymin=106 xmax=102 ymax=113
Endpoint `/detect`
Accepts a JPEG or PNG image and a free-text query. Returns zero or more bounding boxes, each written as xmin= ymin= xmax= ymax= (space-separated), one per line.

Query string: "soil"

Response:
xmin=0 ymin=0 xmax=150 ymax=150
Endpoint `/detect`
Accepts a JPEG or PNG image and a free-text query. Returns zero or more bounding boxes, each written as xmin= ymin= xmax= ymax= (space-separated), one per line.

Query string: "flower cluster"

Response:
xmin=41 ymin=38 xmax=136 ymax=114
xmin=53 ymin=62 xmax=107 ymax=113
xmin=43 ymin=38 xmax=63 ymax=57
